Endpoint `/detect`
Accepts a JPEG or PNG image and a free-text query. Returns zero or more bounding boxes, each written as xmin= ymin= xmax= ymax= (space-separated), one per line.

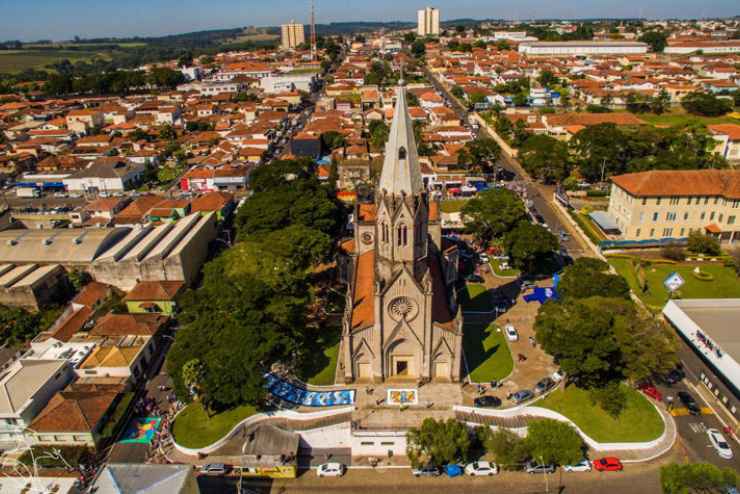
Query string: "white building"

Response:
xmin=664 ymin=40 xmax=740 ymax=55
xmin=260 ymin=73 xmax=316 ymax=94
xmin=417 ymin=7 xmax=440 ymax=37
xmin=281 ymin=21 xmax=306 ymax=50
xmin=0 ymin=359 xmax=73 ymax=447
xmin=63 ymin=158 xmax=145 ymax=195
xmin=518 ymin=41 xmax=648 ymax=56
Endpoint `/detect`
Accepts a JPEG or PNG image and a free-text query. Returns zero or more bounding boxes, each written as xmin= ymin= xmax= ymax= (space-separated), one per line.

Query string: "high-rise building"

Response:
xmin=281 ymin=21 xmax=305 ymax=50
xmin=417 ymin=7 xmax=440 ymax=37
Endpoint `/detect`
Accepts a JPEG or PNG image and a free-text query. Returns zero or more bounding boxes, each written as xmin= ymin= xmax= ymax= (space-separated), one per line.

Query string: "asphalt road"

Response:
xmin=421 ymin=65 xmax=587 ymax=259
xmin=197 ymin=460 xmax=668 ymax=494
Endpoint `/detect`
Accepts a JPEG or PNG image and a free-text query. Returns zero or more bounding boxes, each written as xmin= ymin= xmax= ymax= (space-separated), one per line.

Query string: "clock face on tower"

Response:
xmin=388 ymin=296 xmax=419 ymax=322
xmin=361 ymin=231 xmax=373 ymax=245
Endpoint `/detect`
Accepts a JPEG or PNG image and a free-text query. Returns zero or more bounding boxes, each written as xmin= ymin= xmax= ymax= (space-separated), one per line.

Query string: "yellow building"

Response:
xmin=606 ymin=170 xmax=740 ymax=244
xmin=281 ymin=22 xmax=305 ymax=50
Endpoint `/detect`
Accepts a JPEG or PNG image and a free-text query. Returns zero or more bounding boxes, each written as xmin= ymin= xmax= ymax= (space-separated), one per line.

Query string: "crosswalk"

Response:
xmin=688 ymin=422 xmax=707 ymax=434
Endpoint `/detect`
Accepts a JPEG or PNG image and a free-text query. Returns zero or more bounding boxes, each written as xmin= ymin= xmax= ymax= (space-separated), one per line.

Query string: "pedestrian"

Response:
xmin=666 ymin=395 xmax=673 ymax=410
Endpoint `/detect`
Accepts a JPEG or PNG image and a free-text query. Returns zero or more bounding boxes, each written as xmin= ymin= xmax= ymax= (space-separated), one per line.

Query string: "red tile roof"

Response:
xmin=350 ymin=250 xmax=375 ymax=330
xmin=611 ymin=170 xmax=740 ymax=199
xmin=124 ymin=281 xmax=184 ymax=302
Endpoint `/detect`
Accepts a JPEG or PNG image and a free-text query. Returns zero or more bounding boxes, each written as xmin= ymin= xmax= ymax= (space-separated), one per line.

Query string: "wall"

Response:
xmin=350 ymin=429 xmax=407 ymax=457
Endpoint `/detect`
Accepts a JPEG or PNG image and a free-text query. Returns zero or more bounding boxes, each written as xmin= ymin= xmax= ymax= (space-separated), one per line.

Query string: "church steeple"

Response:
xmin=378 ymin=82 xmax=423 ymax=197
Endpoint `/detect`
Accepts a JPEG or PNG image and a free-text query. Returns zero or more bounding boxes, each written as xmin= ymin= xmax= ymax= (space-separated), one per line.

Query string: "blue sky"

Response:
xmin=1 ymin=0 xmax=737 ymax=41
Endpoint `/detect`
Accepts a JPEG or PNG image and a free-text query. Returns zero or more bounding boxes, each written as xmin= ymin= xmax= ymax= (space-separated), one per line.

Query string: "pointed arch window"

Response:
xmin=398 ymin=146 xmax=407 ymax=160
xmin=382 ymin=223 xmax=389 ymax=243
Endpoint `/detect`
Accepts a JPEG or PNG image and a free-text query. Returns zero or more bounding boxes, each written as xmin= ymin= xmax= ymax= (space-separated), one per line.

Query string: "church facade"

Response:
xmin=339 ymin=82 xmax=463 ymax=383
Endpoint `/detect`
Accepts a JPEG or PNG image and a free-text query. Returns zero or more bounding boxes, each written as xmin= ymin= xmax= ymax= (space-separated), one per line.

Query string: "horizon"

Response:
xmin=0 ymin=0 xmax=738 ymax=42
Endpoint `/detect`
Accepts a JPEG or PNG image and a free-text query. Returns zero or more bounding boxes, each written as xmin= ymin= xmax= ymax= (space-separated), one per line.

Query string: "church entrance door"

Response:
xmin=396 ymin=360 xmax=409 ymax=376
xmin=358 ymin=362 xmax=371 ymax=379
xmin=433 ymin=362 xmax=450 ymax=379
xmin=391 ymin=356 xmax=413 ymax=377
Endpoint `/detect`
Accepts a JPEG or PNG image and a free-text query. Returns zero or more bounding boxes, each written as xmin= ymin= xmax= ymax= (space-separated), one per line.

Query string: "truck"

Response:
xmin=16 ymin=187 xmax=40 ymax=198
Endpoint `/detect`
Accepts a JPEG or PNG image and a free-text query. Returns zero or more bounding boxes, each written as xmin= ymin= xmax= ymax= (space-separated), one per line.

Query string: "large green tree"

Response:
xmin=557 ymin=258 xmax=630 ymax=301
xmin=462 ymin=188 xmax=527 ymax=243
xmin=406 ymin=418 xmax=471 ymax=468
xmin=534 ymin=297 xmax=624 ymax=387
xmin=519 ymin=134 xmax=571 ymax=183
xmin=478 ymin=427 xmax=530 ymax=470
xmin=661 ymin=462 xmax=737 ymax=494
xmin=525 ymin=420 xmax=583 ymax=466
xmin=503 ymin=222 xmax=558 ymax=274
xmin=681 ymin=91 xmax=733 ymax=117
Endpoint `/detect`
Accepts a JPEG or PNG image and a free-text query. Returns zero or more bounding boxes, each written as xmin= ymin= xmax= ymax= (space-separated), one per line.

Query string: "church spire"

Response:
xmin=378 ymin=81 xmax=423 ymax=197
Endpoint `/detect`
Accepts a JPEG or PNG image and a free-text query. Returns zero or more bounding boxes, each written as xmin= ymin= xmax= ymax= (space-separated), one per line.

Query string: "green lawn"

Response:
xmin=0 ymin=50 xmax=107 ymax=73
xmin=460 ymin=283 xmax=494 ymax=312
xmin=440 ymin=199 xmax=468 ymax=213
xmin=491 ymin=261 xmax=520 ymax=278
xmin=297 ymin=325 xmax=340 ymax=386
xmin=463 ymin=323 xmax=514 ymax=382
xmin=639 ymin=109 xmax=739 ymax=127
xmin=538 ymin=385 xmax=664 ymax=443
xmin=568 ymin=210 xmax=606 ymax=246
xmin=609 ymin=257 xmax=740 ymax=309
xmin=172 ymin=401 xmax=257 ymax=449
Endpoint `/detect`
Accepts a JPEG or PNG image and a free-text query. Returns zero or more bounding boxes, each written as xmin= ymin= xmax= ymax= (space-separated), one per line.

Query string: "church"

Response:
xmin=339 ymin=81 xmax=463 ymax=383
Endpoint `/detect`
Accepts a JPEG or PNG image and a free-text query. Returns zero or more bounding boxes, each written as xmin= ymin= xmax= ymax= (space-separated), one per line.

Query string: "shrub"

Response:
xmin=692 ymin=270 xmax=714 ymax=282
xmin=731 ymin=248 xmax=740 ymax=276
xmin=661 ymin=245 xmax=686 ymax=262
xmin=589 ymin=382 xmax=627 ymax=417
xmin=687 ymin=231 xmax=721 ymax=256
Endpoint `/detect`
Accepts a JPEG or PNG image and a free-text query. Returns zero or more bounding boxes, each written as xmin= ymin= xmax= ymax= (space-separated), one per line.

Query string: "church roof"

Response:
xmin=378 ymin=84 xmax=424 ymax=197
xmin=350 ymin=250 xmax=375 ymax=330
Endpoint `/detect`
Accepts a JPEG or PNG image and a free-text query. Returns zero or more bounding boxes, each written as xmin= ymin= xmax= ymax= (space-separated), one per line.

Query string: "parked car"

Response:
xmin=520 ymin=280 xmax=537 ymax=291
xmin=200 ymin=464 xmax=230 ymax=476
xmin=551 ymin=370 xmax=565 ymax=383
xmin=707 ymin=428 xmax=734 ymax=460
xmin=445 ymin=464 xmax=464 ymax=477
xmin=525 ymin=462 xmax=556 ymax=474
xmin=317 ymin=463 xmax=345 ymax=477
xmin=412 ymin=465 xmax=441 ymax=477
xmin=678 ymin=391 xmax=701 ymax=415
xmin=504 ymin=324 xmax=519 ymax=342
xmin=511 ymin=390 xmax=533 ymax=404
xmin=638 ymin=383 xmax=663 ymax=402
xmin=593 ymin=457 xmax=623 ymax=472
xmin=465 ymin=274 xmax=484 ymax=283
xmin=478 ymin=253 xmax=490 ymax=263
xmin=535 ymin=377 xmax=555 ymax=395
xmin=465 ymin=461 xmax=498 ymax=476
xmin=563 ymin=459 xmax=592 ymax=472
xmin=474 ymin=396 xmax=502 ymax=408
xmin=663 ymin=367 xmax=685 ymax=385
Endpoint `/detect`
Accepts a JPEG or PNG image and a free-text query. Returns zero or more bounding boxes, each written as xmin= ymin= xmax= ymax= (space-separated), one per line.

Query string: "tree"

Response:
xmin=731 ymin=247 xmax=740 ymax=276
xmin=462 ymin=188 xmax=527 ymax=243
xmin=639 ymin=30 xmax=668 ymax=52
xmin=557 ymin=258 xmax=630 ymax=301
xmin=406 ymin=418 xmax=471 ymax=468
xmin=503 ymin=222 xmax=558 ymax=274
xmin=411 ymin=40 xmax=426 ymax=58
xmin=661 ymin=462 xmax=737 ymax=494
xmin=519 ymin=134 xmax=570 ymax=183
xmin=0 ymin=305 xmax=43 ymax=347
xmin=534 ymin=297 xmax=623 ymax=387
xmin=68 ymin=270 xmax=91 ymax=292
xmin=158 ymin=123 xmax=176 ymax=141
xmin=321 ymin=131 xmax=346 ymax=151
xmin=525 ymin=420 xmax=583 ymax=466
xmin=451 ymin=85 xmax=465 ymax=99
xmin=181 ymin=358 xmax=205 ymax=398
xmin=537 ymin=70 xmax=560 ymax=88
xmin=681 ymin=91 xmax=733 ymax=117
xmin=651 ymin=88 xmax=671 ymax=115
xmin=177 ymin=51 xmax=193 ymax=68
xmin=687 ymin=231 xmax=721 ymax=256
xmin=462 ymin=138 xmax=501 ymax=170
xmin=368 ymin=120 xmax=390 ymax=150
xmin=478 ymin=427 xmax=530 ymax=470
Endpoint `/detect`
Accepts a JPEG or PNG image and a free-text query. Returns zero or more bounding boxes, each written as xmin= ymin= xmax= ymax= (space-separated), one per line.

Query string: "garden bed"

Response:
xmin=172 ymin=402 xmax=257 ymax=449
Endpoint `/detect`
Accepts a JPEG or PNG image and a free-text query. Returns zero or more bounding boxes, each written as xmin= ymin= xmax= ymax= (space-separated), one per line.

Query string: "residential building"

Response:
xmin=281 ymin=21 xmax=306 ymax=50
xmin=93 ymin=464 xmax=201 ymax=494
xmin=0 ymin=359 xmax=73 ymax=447
xmin=417 ymin=7 xmax=440 ymax=37
xmin=518 ymin=41 xmax=648 ymax=56
xmin=606 ymin=170 xmax=740 ymax=244
xmin=124 ymin=281 xmax=184 ymax=315
xmin=708 ymin=124 xmax=740 ymax=163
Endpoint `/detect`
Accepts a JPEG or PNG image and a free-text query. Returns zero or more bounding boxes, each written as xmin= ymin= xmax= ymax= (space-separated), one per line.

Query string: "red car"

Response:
xmin=638 ymin=383 xmax=663 ymax=402
xmin=593 ymin=457 xmax=623 ymax=472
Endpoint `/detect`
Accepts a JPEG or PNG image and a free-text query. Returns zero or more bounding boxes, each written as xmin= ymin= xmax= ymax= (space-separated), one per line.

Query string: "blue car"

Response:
xmin=445 ymin=464 xmax=464 ymax=477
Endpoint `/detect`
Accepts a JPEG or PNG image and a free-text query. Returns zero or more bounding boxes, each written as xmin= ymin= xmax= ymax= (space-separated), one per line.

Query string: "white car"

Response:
xmin=707 ymin=428 xmax=734 ymax=460
xmin=465 ymin=461 xmax=499 ymax=476
xmin=317 ymin=462 xmax=346 ymax=477
xmin=504 ymin=324 xmax=519 ymax=342
xmin=564 ymin=459 xmax=592 ymax=472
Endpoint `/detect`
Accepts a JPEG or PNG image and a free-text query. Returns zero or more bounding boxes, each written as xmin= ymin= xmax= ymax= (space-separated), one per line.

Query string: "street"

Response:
xmin=197 ymin=459 xmax=669 ymax=494
xmin=420 ymin=64 xmax=587 ymax=259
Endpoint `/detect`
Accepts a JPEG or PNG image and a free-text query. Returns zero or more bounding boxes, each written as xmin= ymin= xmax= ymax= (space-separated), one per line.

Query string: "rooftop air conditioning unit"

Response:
xmin=42 ymin=238 xmax=53 ymax=246
xmin=6 ymin=240 xmax=17 ymax=246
